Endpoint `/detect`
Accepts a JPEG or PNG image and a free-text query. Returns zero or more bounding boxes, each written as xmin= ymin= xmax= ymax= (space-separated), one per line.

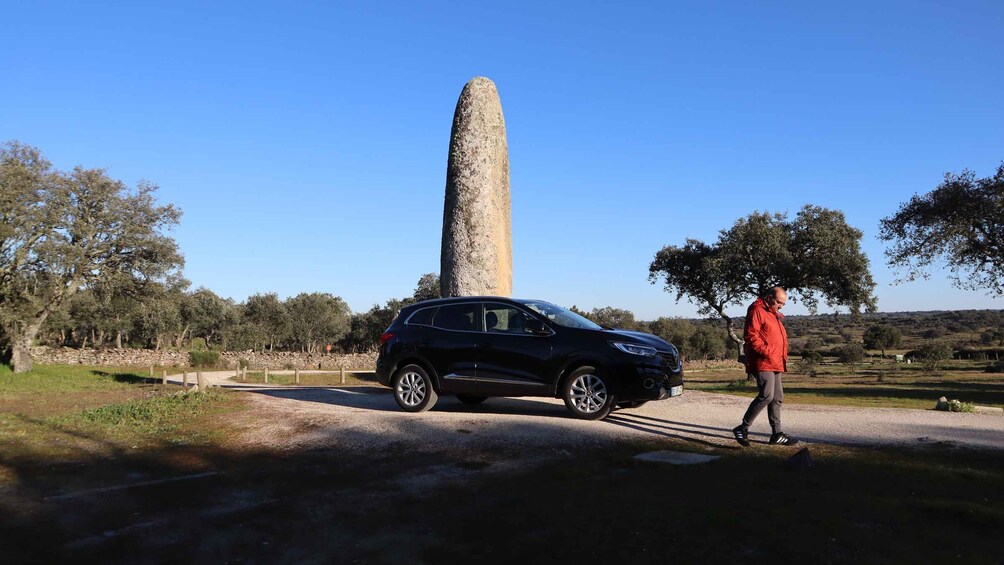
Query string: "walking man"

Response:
xmin=733 ymin=286 xmax=798 ymax=446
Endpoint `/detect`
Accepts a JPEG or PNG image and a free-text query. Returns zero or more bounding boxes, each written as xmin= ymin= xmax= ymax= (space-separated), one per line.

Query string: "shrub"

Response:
xmin=917 ymin=342 xmax=952 ymax=374
xmin=188 ymin=350 xmax=221 ymax=368
xmin=948 ymin=399 xmax=974 ymax=412
xmin=838 ymin=343 xmax=865 ymax=364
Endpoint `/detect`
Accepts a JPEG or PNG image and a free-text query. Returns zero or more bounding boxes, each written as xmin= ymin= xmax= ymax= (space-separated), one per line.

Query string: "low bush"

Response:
xmin=189 ymin=350 xmax=221 ymax=368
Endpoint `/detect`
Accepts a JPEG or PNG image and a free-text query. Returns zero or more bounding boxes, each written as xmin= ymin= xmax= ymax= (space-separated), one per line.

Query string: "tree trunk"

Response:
xmin=174 ymin=325 xmax=190 ymax=349
xmin=155 ymin=334 xmax=162 ymax=351
xmin=11 ymin=317 xmax=47 ymax=373
xmin=116 ymin=329 xmax=123 ymax=349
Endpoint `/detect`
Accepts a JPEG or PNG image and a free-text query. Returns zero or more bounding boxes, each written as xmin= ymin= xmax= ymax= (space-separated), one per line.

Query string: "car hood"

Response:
xmin=607 ymin=329 xmax=676 ymax=352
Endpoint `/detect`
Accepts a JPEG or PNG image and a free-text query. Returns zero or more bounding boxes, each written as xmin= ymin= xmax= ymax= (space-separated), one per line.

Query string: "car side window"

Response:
xmin=484 ymin=303 xmax=531 ymax=334
xmin=432 ymin=303 xmax=481 ymax=332
xmin=406 ymin=307 xmax=437 ymax=326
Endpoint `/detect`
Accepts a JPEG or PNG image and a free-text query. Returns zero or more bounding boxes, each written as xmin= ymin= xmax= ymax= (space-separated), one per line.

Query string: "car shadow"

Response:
xmin=241 ymin=386 xmax=573 ymax=418
xmin=604 ymin=413 xmax=742 ymax=449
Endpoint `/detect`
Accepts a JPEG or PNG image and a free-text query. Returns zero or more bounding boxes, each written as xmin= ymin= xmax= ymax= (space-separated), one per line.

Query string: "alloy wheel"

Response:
xmin=569 ymin=373 xmax=608 ymax=413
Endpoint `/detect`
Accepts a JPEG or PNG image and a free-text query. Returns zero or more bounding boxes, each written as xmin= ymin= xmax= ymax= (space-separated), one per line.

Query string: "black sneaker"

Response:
xmin=732 ymin=425 xmax=750 ymax=447
xmin=769 ymin=432 xmax=799 ymax=446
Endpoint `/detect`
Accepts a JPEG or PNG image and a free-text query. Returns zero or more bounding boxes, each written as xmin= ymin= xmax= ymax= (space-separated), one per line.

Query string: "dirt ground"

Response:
xmin=3 ymin=372 xmax=1002 ymax=563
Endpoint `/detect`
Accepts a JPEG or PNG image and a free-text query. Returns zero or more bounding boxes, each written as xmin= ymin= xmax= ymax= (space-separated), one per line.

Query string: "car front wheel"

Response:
xmin=562 ymin=366 xmax=615 ymax=420
xmin=392 ymin=364 xmax=438 ymax=412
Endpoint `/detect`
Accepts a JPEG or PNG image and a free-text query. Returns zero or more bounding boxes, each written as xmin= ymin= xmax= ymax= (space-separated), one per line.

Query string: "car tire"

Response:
xmin=456 ymin=394 xmax=487 ymax=405
xmin=392 ymin=364 xmax=438 ymax=412
xmin=562 ymin=366 xmax=615 ymax=420
xmin=616 ymin=400 xmax=649 ymax=410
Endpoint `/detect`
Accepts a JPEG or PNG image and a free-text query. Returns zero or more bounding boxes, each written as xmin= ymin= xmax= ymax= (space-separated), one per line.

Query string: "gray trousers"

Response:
xmin=742 ymin=371 xmax=784 ymax=433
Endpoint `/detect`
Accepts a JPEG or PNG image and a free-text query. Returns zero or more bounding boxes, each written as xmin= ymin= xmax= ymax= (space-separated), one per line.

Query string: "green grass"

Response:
xmin=0 ymin=364 xmax=242 ymax=462
xmin=0 ymin=364 xmax=154 ymax=394
xmin=66 ymin=389 xmax=231 ymax=436
xmin=687 ymin=359 xmax=1004 ymax=409
xmin=232 ymin=370 xmax=376 ymax=386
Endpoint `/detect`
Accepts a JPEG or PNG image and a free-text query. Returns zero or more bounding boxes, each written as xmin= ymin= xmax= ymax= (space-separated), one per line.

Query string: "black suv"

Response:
xmin=376 ymin=296 xmax=683 ymax=420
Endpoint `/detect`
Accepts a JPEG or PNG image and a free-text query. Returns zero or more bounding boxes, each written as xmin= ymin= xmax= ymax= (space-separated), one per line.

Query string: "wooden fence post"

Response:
xmin=183 ymin=371 xmax=189 ymax=388
xmin=149 ymin=365 xmax=154 ymax=377
xmin=295 ymin=369 xmax=300 ymax=385
xmin=236 ymin=366 xmax=240 ymax=379
xmin=340 ymin=367 xmax=346 ymax=384
xmin=162 ymin=369 xmax=167 ymax=385
xmin=197 ymin=371 xmax=205 ymax=391
xmin=264 ymin=368 xmax=269 ymax=384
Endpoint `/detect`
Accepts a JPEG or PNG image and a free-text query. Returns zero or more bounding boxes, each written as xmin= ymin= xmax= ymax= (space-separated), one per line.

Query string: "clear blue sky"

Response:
xmin=3 ymin=1 xmax=1003 ymax=319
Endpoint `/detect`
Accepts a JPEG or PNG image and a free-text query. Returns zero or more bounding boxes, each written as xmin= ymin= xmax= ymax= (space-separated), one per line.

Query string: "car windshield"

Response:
xmin=518 ymin=301 xmax=603 ymax=330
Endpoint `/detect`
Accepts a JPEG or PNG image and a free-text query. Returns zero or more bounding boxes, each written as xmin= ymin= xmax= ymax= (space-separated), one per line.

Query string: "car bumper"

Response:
xmin=375 ymin=355 xmax=393 ymax=387
xmin=614 ymin=360 xmax=684 ymax=401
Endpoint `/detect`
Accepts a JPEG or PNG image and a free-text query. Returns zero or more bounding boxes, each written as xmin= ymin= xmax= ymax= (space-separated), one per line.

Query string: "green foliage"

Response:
xmin=725 ymin=379 xmax=752 ymax=389
xmin=588 ymin=306 xmax=638 ymax=330
xmin=286 ymin=292 xmax=351 ymax=354
xmin=687 ymin=324 xmax=728 ymax=360
xmin=838 ymin=343 xmax=865 ymax=364
xmin=649 ymin=205 xmax=877 ymax=357
xmin=863 ymin=324 xmax=903 ymax=356
xmin=880 ymin=163 xmax=1004 ymax=296
xmin=647 ymin=317 xmax=696 ymax=358
xmin=947 ymin=399 xmax=975 ymax=413
xmin=0 ymin=141 xmax=182 ymax=372
xmin=916 ymin=342 xmax=953 ymax=374
xmin=189 ymin=350 xmax=221 ymax=368
xmin=413 ymin=273 xmax=441 ymax=302
xmin=795 ymin=347 xmax=823 ymax=376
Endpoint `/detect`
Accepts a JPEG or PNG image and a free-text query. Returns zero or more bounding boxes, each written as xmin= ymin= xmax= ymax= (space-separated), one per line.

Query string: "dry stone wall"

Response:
xmin=31 ymin=346 xmax=378 ymax=370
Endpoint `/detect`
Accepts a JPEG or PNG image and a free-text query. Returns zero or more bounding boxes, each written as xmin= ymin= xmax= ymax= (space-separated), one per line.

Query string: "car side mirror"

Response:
xmin=524 ymin=319 xmax=551 ymax=336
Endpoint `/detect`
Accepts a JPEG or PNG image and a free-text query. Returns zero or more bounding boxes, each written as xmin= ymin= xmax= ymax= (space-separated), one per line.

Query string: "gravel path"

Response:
xmin=171 ymin=371 xmax=1004 ymax=452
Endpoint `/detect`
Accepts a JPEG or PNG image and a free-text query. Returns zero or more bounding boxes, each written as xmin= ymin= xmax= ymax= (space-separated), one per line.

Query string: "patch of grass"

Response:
xmin=688 ymin=359 xmax=1004 ymax=409
xmin=232 ymin=371 xmax=376 ymax=386
xmin=0 ymin=365 xmax=242 ymax=461
xmin=68 ymin=389 xmax=230 ymax=436
xmin=0 ymin=364 xmax=154 ymax=394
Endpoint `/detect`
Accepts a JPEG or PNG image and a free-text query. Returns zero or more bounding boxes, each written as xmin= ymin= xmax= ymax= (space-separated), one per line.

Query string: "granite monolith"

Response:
xmin=441 ymin=77 xmax=512 ymax=297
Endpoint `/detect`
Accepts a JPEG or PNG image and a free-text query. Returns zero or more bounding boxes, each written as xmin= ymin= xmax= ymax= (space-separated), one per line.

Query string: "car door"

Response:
xmin=474 ymin=302 xmax=554 ymax=396
xmin=426 ymin=302 xmax=483 ymax=394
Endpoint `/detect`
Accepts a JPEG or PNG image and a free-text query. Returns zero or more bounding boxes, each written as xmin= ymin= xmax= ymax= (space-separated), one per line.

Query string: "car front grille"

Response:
xmin=658 ymin=351 xmax=679 ymax=368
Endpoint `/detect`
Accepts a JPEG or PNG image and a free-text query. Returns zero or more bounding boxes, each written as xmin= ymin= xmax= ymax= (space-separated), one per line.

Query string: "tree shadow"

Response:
xmin=90 ymin=370 xmax=156 ymax=385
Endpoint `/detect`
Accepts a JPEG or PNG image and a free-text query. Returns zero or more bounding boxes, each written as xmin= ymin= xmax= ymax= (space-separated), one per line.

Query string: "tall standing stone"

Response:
xmin=441 ymin=77 xmax=512 ymax=297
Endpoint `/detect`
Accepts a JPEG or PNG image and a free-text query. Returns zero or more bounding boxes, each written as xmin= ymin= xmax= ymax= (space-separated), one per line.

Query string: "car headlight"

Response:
xmin=611 ymin=342 xmax=657 ymax=356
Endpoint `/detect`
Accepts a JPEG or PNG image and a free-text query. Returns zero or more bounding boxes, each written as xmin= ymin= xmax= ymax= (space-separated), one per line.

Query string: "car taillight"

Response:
xmin=379 ymin=332 xmax=394 ymax=344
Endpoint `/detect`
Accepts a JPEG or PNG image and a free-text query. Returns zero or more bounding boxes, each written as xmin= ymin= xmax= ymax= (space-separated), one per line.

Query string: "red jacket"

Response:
xmin=743 ymin=298 xmax=788 ymax=373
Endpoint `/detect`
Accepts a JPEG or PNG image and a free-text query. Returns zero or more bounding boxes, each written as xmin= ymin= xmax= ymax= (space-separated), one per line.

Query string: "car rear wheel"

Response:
xmin=562 ymin=366 xmax=615 ymax=420
xmin=456 ymin=394 xmax=487 ymax=405
xmin=392 ymin=364 xmax=438 ymax=412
